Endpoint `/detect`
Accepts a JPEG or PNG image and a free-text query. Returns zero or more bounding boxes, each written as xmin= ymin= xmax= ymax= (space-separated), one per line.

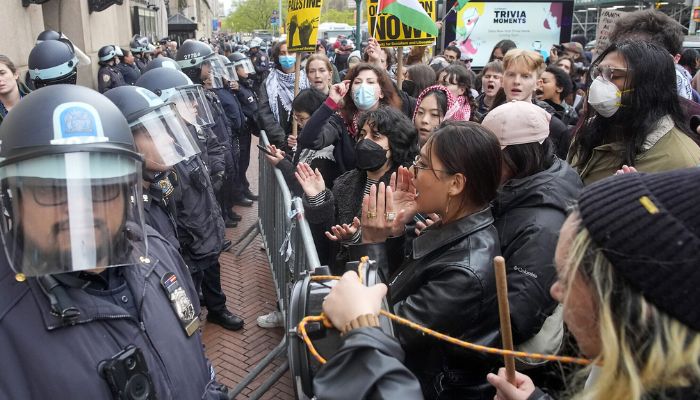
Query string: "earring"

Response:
xmin=444 ymin=195 xmax=451 ymax=219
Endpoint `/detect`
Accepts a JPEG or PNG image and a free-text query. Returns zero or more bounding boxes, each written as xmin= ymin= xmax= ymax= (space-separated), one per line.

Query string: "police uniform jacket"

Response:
xmin=234 ymin=79 xmax=260 ymax=134
xmin=144 ymin=181 xmax=180 ymax=251
xmin=135 ymin=57 xmax=148 ymax=73
xmin=0 ymin=227 xmax=226 ymax=399
xmin=116 ymin=62 xmax=142 ymax=86
xmin=97 ymin=64 xmax=126 ymax=94
xmin=172 ymin=157 xmax=225 ymax=268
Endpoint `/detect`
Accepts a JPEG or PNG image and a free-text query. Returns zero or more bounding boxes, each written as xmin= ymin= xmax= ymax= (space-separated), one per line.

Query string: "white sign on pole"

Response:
xmin=595 ymin=9 xmax=627 ymax=57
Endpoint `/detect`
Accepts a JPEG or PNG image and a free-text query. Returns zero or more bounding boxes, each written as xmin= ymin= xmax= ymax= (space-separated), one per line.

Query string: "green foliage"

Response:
xmin=224 ymin=0 xmax=285 ymax=32
xmin=321 ymin=9 xmax=355 ymax=25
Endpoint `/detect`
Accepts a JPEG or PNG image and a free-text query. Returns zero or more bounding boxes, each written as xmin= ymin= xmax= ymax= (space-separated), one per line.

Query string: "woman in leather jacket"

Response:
xmin=346 ymin=121 xmax=505 ymax=399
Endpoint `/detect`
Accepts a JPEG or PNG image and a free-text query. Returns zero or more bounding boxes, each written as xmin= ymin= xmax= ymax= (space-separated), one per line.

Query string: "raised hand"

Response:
xmin=389 ymin=167 xmax=418 ymax=226
xmin=361 ymin=182 xmax=407 ymax=243
xmin=295 ymin=162 xmax=326 ymax=197
xmin=329 ymin=80 xmax=350 ymax=104
xmin=487 ymin=368 xmax=536 ymax=400
xmin=414 ymin=213 xmax=440 ymax=236
xmin=287 ymin=134 xmax=298 ymax=149
xmin=325 ymin=217 xmax=361 ymax=242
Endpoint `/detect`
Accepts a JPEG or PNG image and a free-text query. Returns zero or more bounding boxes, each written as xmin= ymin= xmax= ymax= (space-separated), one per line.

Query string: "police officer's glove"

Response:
xmin=211 ymin=171 xmax=225 ymax=192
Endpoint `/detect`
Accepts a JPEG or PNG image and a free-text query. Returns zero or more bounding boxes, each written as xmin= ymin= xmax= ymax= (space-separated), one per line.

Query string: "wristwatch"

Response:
xmin=340 ymin=313 xmax=380 ymax=336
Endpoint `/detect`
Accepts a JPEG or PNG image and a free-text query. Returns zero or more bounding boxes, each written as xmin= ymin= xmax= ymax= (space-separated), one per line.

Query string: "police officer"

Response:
xmin=177 ymin=40 xmax=248 ymax=218
xmin=27 ymin=39 xmax=79 ymax=88
xmin=136 ymin=68 xmax=245 ymax=331
xmin=161 ymin=37 xmax=175 ymax=58
xmin=104 ymin=85 xmax=202 ymax=250
xmin=130 ymin=35 xmax=150 ymax=73
xmin=116 ymin=48 xmax=141 ymax=85
xmin=97 ymin=45 xmax=126 ymax=93
xmin=247 ymin=37 xmax=269 ymax=90
xmin=229 ymin=52 xmax=260 ymax=204
xmin=0 ymin=84 xmax=229 ymax=399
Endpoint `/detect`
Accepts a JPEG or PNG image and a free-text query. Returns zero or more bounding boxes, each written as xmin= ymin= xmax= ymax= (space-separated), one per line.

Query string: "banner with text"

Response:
xmin=286 ymin=0 xmax=323 ymax=52
xmin=595 ymin=9 xmax=627 ymax=58
xmin=367 ymin=0 xmax=437 ymax=47
xmin=455 ymin=2 xmax=566 ymax=68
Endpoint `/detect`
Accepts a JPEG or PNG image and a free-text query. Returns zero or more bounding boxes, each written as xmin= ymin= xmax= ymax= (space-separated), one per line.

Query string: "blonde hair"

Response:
xmin=563 ymin=213 xmax=700 ymax=400
xmin=502 ymin=49 xmax=545 ymax=77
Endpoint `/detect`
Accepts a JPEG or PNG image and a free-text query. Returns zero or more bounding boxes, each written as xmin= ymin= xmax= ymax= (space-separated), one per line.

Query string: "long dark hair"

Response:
xmin=570 ymin=40 xmax=696 ymax=169
xmin=341 ymin=63 xmax=402 ymax=121
xmin=488 ymin=40 xmax=516 ymax=62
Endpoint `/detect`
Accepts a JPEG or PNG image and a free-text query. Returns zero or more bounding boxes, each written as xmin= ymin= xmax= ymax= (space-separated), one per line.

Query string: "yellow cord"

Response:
xmin=298 ymin=274 xmax=591 ymax=366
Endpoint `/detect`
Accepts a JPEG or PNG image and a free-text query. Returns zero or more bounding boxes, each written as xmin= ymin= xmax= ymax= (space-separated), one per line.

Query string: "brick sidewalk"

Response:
xmin=202 ymin=139 xmax=295 ymax=400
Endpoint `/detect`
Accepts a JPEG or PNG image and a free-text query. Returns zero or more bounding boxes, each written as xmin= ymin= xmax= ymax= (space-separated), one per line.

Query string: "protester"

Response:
xmin=339 ymin=50 xmax=361 ymax=80
xmin=314 ymin=167 xmax=700 ymax=400
xmin=316 ymin=121 xmax=503 ymax=399
xmin=298 ymin=106 xmax=417 ymax=272
xmin=489 ymin=39 xmax=517 ymax=62
xmin=257 ymin=40 xmax=309 ymax=148
xmin=363 ymin=38 xmax=397 ymax=80
xmin=489 ymin=49 xmax=571 ymax=159
xmin=298 ymin=63 xmax=404 ymax=173
xmin=443 ymin=45 xmax=461 ymax=63
xmin=437 ymin=64 xmax=475 ymax=122
xmin=0 ymin=55 xmax=29 ymax=125
xmin=568 ymin=40 xmax=700 ymax=185
xmin=482 ymin=101 xmax=582 ymax=377
xmin=403 ymin=64 xmax=436 ymax=98
xmin=474 ymin=60 xmax=503 ymax=121
xmin=537 ymin=65 xmax=578 ymax=126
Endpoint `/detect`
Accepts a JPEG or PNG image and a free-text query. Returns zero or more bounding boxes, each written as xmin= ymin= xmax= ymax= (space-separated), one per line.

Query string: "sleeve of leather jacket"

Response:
xmin=502 ymin=214 xmax=560 ymax=344
xmin=393 ymin=266 xmax=485 ymax=348
xmin=297 ymin=98 xmax=343 ymax=150
xmin=527 ymin=388 xmax=556 ymax=400
xmin=204 ymin=128 xmax=226 ymax=175
xmin=313 ymin=327 xmax=424 ymax=400
xmin=256 ymin=84 xmax=287 ymax=147
xmin=348 ymin=238 xmax=406 ymax=280
xmin=548 ymin=117 xmax=571 ymax=160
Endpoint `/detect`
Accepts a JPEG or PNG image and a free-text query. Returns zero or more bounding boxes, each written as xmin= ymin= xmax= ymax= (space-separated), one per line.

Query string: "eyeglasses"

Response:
xmin=590 ymin=65 xmax=630 ymax=82
xmin=29 ymin=184 xmax=122 ymax=206
xmin=293 ymin=113 xmax=310 ymax=126
xmin=411 ymin=155 xmax=450 ymax=178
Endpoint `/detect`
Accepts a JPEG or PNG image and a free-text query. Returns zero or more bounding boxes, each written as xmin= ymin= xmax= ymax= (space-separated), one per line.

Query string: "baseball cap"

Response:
xmin=481 ymin=100 xmax=551 ymax=148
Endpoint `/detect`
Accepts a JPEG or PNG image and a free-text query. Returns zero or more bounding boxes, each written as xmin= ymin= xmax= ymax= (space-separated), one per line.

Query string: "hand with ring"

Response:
xmin=360 ymin=182 xmax=406 ymax=243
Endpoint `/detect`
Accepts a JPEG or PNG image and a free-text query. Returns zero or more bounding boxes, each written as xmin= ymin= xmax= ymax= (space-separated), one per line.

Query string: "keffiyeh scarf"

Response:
xmin=265 ymin=68 xmax=309 ymax=123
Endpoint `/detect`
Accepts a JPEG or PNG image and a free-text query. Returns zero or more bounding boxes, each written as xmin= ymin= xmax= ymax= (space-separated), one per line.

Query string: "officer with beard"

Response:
xmin=0 ymin=84 xmax=229 ymax=399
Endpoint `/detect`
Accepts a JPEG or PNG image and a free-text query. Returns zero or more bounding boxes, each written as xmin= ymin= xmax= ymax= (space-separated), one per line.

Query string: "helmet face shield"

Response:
xmin=234 ymin=58 xmax=255 ymax=75
xmin=130 ymin=103 xmax=201 ymax=170
xmin=163 ymin=85 xmax=214 ymax=128
xmin=225 ymin=64 xmax=239 ymax=81
xmin=0 ymin=152 xmax=147 ymax=277
xmin=204 ymin=56 xmax=227 ymax=88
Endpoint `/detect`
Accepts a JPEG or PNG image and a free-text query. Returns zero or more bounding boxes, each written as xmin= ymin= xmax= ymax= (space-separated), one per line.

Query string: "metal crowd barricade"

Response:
xmin=229 ymin=131 xmax=320 ymax=400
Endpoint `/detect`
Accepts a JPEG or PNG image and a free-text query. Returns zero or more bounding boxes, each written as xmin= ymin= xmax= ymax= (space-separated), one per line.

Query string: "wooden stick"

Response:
xmin=494 ymin=256 xmax=516 ymax=385
xmin=291 ymin=54 xmax=302 ymax=138
xmin=397 ymin=46 xmax=404 ymax=91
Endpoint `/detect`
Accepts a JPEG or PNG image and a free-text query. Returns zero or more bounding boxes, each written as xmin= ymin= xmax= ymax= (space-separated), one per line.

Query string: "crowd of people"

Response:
xmin=1 ymin=7 xmax=700 ymax=400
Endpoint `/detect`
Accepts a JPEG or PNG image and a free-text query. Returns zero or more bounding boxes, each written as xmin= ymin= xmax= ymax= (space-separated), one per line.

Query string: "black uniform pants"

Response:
xmin=236 ymin=128 xmax=252 ymax=193
xmin=190 ymin=256 xmax=227 ymax=315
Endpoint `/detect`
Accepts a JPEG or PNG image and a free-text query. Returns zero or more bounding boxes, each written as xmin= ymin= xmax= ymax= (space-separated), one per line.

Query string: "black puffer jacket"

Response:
xmin=492 ymin=157 xmax=582 ymax=344
xmin=349 ymin=208 xmax=502 ymax=400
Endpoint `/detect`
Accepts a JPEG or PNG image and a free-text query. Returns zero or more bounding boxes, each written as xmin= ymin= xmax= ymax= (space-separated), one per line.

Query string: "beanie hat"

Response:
xmin=481 ymin=100 xmax=551 ymax=149
xmin=578 ymin=168 xmax=700 ymax=331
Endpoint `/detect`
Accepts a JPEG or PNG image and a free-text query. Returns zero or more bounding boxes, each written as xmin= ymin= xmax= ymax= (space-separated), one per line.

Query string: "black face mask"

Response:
xmin=355 ymin=139 xmax=388 ymax=172
xmin=402 ymin=80 xmax=416 ymax=97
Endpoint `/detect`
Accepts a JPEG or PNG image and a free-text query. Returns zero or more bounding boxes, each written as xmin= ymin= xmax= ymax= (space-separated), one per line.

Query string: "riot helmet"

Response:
xmin=130 ymin=35 xmax=150 ymax=54
xmin=229 ymin=52 xmax=255 ymax=75
xmin=104 ymin=86 xmax=200 ymax=181
xmin=143 ymin=57 xmax=182 ymax=73
xmin=98 ymin=45 xmax=118 ymax=64
xmin=217 ymin=54 xmax=238 ymax=82
xmin=28 ymin=40 xmax=79 ymax=88
xmin=175 ymin=40 xmax=225 ymax=88
xmin=135 ymin=68 xmax=215 ymax=128
xmin=249 ymin=37 xmax=262 ymax=49
xmin=114 ymin=46 xmax=124 ymax=57
xmin=0 ymin=85 xmax=147 ymax=277
xmin=35 ymin=29 xmax=62 ymax=44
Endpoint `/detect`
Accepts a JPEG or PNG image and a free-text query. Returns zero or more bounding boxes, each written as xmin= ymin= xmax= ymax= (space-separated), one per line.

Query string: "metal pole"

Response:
xmin=356 ymin=0 xmax=363 ymax=53
xmin=279 ymin=0 xmax=284 ymax=35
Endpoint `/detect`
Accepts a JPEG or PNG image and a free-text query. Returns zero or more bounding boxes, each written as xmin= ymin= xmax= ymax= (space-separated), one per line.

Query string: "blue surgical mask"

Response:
xmin=279 ymin=55 xmax=296 ymax=70
xmin=353 ymin=84 xmax=379 ymax=111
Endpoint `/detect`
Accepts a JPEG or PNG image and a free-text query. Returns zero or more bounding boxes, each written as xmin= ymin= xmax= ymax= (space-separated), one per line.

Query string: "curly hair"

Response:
xmin=608 ymin=9 xmax=684 ymax=55
xmin=544 ymin=64 xmax=573 ymax=101
xmin=357 ymin=106 xmax=418 ymax=167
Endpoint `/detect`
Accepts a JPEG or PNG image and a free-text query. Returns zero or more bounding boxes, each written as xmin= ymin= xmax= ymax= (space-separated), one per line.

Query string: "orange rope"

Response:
xmin=298 ymin=274 xmax=591 ymax=366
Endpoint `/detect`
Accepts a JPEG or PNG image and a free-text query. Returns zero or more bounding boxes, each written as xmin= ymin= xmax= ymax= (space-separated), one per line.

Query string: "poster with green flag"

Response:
xmin=367 ymin=0 xmax=437 ymax=47
xmin=286 ymin=0 xmax=323 ymax=52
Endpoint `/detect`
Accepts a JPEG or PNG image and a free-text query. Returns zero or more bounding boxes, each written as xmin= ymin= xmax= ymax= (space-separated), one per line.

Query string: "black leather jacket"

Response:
xmin=349 ymin=208 xmax=502 ymax=399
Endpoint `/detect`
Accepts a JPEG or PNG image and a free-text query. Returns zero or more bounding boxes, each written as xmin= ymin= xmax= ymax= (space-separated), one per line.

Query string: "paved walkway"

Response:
xmin=202 ymin=139 xmax=295 ymax=400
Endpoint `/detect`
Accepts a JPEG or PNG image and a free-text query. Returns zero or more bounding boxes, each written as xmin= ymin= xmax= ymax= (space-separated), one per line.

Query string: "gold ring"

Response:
xmin=385 ymin=212 xmax=396 ymax=222
xmin=367 ymin=211 xmax=377 ymax=219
